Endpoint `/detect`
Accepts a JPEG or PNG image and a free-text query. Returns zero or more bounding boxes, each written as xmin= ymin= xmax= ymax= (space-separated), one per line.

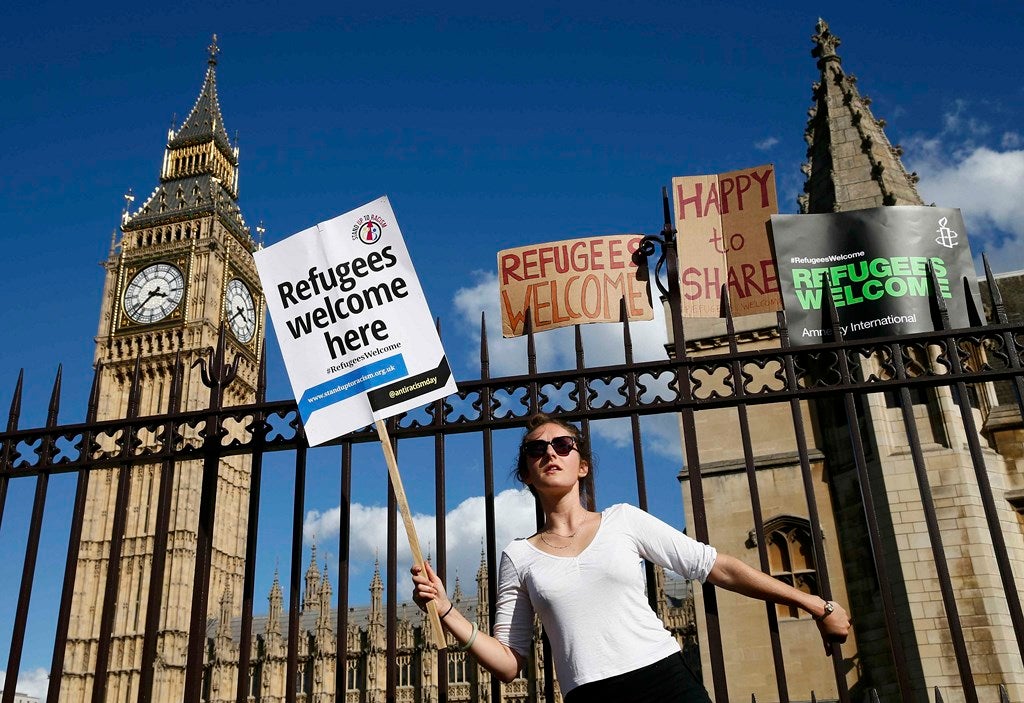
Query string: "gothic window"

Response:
xmin=346 ymin=658 xmax=361 ymax=691
xmin=762 ymin=515 xmax=820 ymax=619
xmin=397 ymin=654 xmax=413 ymax=687
xmin=448 ymin=652 xmax=469 ymax=683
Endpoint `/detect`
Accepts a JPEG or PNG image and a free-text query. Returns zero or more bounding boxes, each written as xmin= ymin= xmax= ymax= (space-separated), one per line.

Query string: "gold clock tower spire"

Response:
xmin=62 ymin=37 xmax=263 ymax=703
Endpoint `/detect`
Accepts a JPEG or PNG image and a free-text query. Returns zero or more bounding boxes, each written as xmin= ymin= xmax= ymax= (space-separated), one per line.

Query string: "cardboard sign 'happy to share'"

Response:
xmin=254 ymin=196 xmax=457 ymax=648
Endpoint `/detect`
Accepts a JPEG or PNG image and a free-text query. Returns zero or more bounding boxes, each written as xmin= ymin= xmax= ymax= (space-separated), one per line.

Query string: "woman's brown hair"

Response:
xmin=512 ymin=412 xmax=596 ymax=511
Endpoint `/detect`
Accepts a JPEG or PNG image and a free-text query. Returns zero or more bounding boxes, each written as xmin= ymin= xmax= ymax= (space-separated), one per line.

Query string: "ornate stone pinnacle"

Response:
xmin=812 ymin=18 xmax=841 ymax=64
xmin=208 ymin=34 xmax=220 ymax=66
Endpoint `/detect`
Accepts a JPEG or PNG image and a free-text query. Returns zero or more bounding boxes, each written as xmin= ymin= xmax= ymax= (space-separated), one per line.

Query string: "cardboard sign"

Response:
xmin=497 ymin=234 xmax=653 ymax=338
xmin=672 ymin=164 xmax=781 ymax=318
xmin=254 ymin=196 xmax=457 ymax=446
xmin=771 ymin=206 xmax=980 ymax=345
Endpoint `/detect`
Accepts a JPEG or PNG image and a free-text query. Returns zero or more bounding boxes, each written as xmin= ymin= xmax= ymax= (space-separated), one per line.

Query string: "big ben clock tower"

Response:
xmin=62 ymin=37 xmax=264 ymax=703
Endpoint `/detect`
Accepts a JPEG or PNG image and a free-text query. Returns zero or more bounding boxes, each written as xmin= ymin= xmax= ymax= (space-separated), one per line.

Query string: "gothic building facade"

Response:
xmin=202 ymin=550 xmax=698 ymax=703
xmin=680 ymin=19 xmax=1024 ymax=703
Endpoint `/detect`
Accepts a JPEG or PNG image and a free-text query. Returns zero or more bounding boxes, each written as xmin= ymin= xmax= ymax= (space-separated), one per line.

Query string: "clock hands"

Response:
xmin=129 ymin=287 xmax=167 ymax=316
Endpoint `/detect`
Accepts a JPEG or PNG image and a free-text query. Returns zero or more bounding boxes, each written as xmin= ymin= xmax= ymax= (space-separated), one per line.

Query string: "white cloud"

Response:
xmin=304 ymin=488 xmax=537 ymax=594
xmin=903 ymin=102 xmax=1024 ymax=272
xmin=754 ymin=136 xmax=779 ymax=151
xmin=0 ymin=668 xmax=49 ymax=700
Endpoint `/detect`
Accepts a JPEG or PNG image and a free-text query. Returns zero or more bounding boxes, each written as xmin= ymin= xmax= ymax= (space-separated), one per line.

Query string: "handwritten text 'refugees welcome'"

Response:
xmin=276 ymin=246 xmax=408 ymax=359
xmin=790 ymin=255 xmax=951 ymax=310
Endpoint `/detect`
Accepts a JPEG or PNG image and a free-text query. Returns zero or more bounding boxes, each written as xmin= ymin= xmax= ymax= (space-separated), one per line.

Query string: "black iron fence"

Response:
xmin=1 ymin=199 xmax=1023 ymax=703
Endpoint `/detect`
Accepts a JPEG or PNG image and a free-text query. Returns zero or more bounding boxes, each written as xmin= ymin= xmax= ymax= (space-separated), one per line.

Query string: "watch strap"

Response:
xmin=813 ymin=600 xmax=835 ymax=622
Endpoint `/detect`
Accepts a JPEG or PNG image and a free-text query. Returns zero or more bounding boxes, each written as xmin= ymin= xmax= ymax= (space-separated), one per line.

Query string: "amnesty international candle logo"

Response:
xmin=935 ymin=216 xmax=960 ymax=249
xmin=772 ymin=206 xmax=980 ymax=346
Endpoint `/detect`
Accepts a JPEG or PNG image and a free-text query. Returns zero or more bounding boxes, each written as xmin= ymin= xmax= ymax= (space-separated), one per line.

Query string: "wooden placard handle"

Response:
xmin=375 ymin=420 xmax=448 ymax=650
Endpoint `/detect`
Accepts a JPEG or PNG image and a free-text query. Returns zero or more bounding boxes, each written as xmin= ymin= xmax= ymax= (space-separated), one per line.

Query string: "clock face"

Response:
xmin=224 ymin=278 xmax=257 ymax=343
xmin=123 ymin=263 xmax=185 ymax=324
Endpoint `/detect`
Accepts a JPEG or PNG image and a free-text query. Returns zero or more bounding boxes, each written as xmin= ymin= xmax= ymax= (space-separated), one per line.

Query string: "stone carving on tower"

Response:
xmin=60 ymin=36 xmax=264 ymax=703
xmin=799 ymin=18 xmax=924 ymax=214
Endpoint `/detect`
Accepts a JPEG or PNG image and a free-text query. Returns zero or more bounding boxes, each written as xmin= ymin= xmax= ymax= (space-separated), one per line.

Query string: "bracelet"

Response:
xmin=458 ymin=622 xmax=479 ymax=651
xmin=813 ymin=600 xmax=835 ymax=622
xmin=440 ymin=602 xmax=454 ymax=620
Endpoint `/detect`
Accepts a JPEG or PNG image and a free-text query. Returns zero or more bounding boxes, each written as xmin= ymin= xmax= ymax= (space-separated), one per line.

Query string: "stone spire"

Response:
xmin=369 ymin=557 xmax=383 ymax=614
xmin=799 ymin=18 xmax=924 ymax=214
xmin=475 ymin=547 xmax=490 ymax=632
xmin=124 ymin=35 xmax=250 ymax=244
xmin=317 ymin=562 xmax=333 ymax=631
xmin=215 ymin=587 xmax=234 ymax=649
xmin=266 ymin=569 xmax=283 ymax=638
xmin=368 ymin=559 xmax=385 ymax=651
xmin=303 ymin=541 xmax=321 ymax=613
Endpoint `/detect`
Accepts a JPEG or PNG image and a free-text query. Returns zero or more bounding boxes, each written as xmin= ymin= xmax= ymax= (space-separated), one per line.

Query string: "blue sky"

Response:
xmin=3 ymin=0 xmax=1024 ymax=695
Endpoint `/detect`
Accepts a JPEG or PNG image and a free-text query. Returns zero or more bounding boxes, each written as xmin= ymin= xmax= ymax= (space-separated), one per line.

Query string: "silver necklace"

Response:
xmin=538 ymin=515 xmax=588 ymax=550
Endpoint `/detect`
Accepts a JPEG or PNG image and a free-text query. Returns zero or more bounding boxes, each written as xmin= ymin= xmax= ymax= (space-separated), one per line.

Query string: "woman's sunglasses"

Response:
xmin=522 ymin=436 xmax=578 ymax=458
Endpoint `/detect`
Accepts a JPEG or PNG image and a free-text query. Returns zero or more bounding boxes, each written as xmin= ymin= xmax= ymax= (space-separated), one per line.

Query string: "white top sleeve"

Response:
xmin=493 ymin=550 xmax=535 ymax=657
xmin=618 ymin=503 xmax=718 ymax=581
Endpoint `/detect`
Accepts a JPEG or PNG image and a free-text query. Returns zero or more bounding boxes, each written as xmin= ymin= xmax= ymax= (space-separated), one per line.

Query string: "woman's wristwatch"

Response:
xmin=813 ymin=600 xmax=835 ymax=622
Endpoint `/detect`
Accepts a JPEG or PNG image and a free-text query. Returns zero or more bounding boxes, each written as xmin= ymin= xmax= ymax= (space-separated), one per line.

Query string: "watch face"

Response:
xmin=225 ymin=278 xmax=257 ymax=343
xmin=123 ymin=263 xmax=185 ymax=324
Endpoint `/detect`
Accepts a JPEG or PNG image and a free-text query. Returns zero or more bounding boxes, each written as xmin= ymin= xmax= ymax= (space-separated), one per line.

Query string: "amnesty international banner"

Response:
xmin=771 ymin=206 xmax=980 ymax=345
xmin=254 ymin=196 xmax=458 ymax=446
xmin=672 ymin=163 xmax=781 ymax=318
xmin=498 ymin=234 xmax=653 ymax=338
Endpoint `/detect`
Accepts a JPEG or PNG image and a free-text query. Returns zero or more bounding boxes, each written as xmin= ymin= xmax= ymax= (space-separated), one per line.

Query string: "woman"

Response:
xmin=412 ymin=413 xmax=851 ymax=702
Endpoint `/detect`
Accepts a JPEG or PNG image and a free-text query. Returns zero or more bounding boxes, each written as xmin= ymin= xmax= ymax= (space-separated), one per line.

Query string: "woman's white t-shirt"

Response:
xmin=492 ymin=503 xmax=717 ymax=694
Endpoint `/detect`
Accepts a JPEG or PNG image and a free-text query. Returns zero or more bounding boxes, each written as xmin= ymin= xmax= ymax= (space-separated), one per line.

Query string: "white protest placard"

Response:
xmin=255 ymin=195 xmax=457 ymax=648
xmin=254 ymin=196 xmax=457 ymax=447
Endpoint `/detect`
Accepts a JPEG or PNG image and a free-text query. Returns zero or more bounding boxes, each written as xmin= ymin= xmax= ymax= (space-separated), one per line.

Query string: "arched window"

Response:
xmin=448 ymin=652 xmax=469 ymax=683
xmin=759 ymin=515 xmax=820 ymax=619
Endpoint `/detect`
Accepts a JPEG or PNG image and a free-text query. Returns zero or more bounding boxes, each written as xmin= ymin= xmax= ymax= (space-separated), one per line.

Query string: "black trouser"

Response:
xmin=564 ymin=652 xmax=712 ymax=703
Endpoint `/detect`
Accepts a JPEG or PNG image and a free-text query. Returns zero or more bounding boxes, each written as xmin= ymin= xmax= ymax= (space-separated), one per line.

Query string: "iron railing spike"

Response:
xmin=479 ymin=311 xmax=490 ymax=379
xmin=7 ymin=369 xmax=24 ymax=431
xmin=526 ymin=307 xmax=537 ymax=376
xmin=620 ymin=297 xmax=634 ymax=364
xmin=963 ymin=275 xmax=985 ymax=327
xmin=256 ymin=342 xmax=268 ymax=404
xmin=46 ymin=364 xmax=63 ymax=427
xmin=926 ymin=262 xmax=951 ymax=331
xmin=661 ymin=185 xmax=674 ymax=240
xmin=86 ymin=363 xmax=102 ymax=422
xmin=722 ymin=284 xmax=736 ymax=341
xmin=983 ymin=253 xmax=1007 ymax=324
xmin=777 ymin=310 xmax=792 ymax=349
xmin=127 ymin=355 xmax=144 ymax=419
xmin=823 ymin=271 xmax=844 ymax=343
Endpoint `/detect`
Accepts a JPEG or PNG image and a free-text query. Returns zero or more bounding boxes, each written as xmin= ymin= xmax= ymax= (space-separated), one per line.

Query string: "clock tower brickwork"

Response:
xmin=61 ymin=38 xmax=264 ymax=703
